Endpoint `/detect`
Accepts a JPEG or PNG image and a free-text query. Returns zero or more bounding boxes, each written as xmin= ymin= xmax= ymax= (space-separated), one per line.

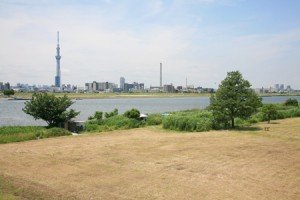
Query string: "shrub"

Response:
xmin=104 ymin=109 xmax=118 ymax=118
xmin=284 ymin=98 xmax=298 ymax=107
xmin=3 ymin=89 xmax=15 ymax=96
xmin=88 ymin=111 xmax=103 ymax=121
xmin=84 ymin=115 xmax=142 ymax=132
xmin=104 ymin=115 xmax=141 ymax=129
xmin=162 ymin=110 xmax=213 ymax=132
xmin=85 ymin=123 xmax=100 ymax=132
xmin=146 ymin=114 xmax=162 ymax=125
xmin=261 ymin=104 xmax=278 ymax=123
xmin=124 ymin=108 xmax=140 ymax=120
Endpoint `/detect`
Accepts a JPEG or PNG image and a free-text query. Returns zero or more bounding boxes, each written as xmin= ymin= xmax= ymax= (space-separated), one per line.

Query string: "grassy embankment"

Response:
xmin=0 ymin=126 xmax=71 ymax=144
xmin=1 ymin=103 xmax=298 ymax=144
xmin=0 ymin=117 xmax=299 ymax=199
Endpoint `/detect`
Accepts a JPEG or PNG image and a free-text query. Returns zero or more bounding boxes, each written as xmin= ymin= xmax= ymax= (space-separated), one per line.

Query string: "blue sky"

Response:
xmin=0 ymin=0 xmax=300 ymax=88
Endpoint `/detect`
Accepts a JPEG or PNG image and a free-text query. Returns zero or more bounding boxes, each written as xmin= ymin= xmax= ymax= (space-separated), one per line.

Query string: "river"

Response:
xmin=0 ymin=96 xmax=299 ymax=126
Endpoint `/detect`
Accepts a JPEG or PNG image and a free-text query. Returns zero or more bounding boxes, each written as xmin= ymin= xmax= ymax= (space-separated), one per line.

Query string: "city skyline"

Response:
xmin=0 ymin=0 xmax=300 ymax=88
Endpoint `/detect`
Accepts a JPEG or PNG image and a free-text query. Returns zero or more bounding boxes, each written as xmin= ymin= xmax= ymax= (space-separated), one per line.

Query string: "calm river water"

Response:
xmin=0 ymin=96 xmax=299 ymax=126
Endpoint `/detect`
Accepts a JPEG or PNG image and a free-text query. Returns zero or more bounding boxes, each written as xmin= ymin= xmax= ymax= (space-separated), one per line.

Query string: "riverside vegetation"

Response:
xmin=2 ymin=99 xmax=298 ymax=144
xmin=84 ymin=98 xmax=299 ymax=133
xmin=1 ymin=71 xmax=299 ymax=144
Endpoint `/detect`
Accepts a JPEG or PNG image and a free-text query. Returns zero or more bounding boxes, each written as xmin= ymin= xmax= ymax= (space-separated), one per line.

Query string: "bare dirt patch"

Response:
xmin=0 ymin=118 xmax=299 ymax=200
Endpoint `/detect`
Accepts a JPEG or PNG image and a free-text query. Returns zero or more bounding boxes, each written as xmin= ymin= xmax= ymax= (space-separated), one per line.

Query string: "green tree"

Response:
xmin=23 ymin=93 xmax=79 ymax=127
xmin=209 ymin=71 xmax=262 ymax=128
xmin=3 ymin=89 xmax=15 ymax=97
xmin=261 ymin=104 xmax=278 ymax=123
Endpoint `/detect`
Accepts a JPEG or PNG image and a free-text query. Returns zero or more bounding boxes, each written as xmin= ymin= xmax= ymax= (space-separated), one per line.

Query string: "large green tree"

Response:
xmin=209 ymin=71 xmax=262 ymax=128
xmin=23 ymin=93 xmax=79 ymax=127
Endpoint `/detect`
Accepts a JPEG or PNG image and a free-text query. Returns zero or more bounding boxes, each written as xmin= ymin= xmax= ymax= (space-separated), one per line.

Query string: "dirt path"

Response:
xmin=0 ymin=118 xmax=299 ymax=199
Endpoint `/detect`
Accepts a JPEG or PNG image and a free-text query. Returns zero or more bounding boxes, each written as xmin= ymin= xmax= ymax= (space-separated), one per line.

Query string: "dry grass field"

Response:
xmin=0 ymin=118 xmax=299 ymax=200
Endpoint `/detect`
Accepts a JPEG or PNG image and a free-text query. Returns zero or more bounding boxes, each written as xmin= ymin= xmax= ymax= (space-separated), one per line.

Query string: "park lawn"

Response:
xmin=0 ymin=117 xmax=299 ymax=200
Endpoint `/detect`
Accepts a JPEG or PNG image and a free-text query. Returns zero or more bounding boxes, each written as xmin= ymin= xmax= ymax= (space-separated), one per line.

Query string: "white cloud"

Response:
xmin=0 ymin=0 xmax=299 ymax=89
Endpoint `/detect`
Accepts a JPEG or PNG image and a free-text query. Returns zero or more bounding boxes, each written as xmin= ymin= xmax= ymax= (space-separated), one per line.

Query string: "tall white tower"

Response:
xmin=55 ymin=31 xmax=61 ymax=88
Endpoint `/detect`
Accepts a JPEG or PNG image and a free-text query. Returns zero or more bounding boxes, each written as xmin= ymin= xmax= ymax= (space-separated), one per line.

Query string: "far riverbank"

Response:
xmin=1 ymin=92 xmax=300 ymax=100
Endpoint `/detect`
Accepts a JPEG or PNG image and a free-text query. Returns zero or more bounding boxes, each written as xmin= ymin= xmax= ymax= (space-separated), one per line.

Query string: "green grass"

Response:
xmin=0 ymin=126 xmax=71 ymax=144
xmin=162 ymin=110 xmax=213 ymax=132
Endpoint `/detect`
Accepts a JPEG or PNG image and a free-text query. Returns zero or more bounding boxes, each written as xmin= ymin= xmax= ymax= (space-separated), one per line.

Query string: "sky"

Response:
xmin=0 ymin=0 xmax=300 ymax=89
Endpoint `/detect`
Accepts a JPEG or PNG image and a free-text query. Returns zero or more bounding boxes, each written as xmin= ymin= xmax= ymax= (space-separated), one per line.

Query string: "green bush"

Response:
xmin=105 ymin=109 xmax=118 ymax=118
xmin=88 ymin=111 xmax=103 ymax=121
xmin=105 ymin=115 xmax=141 ymax=129
xmin=146 ymin=114 xmax=162 ymax=125
xmin=162 ymin=110 xmax=213 ymax=132
xmin=124 ymin=108 xmax=140 ymax=119
xmin=284 ymin=98 xmax=298 ymax=107
xmin=3 ymin=89 xmax=15 ymax=96
xmin=85 ymin=123 xmax=99 ymax=132
xmin=84 ymin=115 xmax=142 ymax=132
xmin=261 ymin=104 xmax=278 ymax=123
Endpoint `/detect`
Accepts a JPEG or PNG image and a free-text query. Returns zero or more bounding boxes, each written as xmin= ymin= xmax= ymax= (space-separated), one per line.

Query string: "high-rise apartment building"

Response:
xmin=120 ymin=77 xmax=125 ymax=90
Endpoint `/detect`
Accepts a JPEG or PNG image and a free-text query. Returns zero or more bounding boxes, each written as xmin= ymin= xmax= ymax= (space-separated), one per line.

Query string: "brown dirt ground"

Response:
xmin=0 ymin=118 xmax=299 ymax=200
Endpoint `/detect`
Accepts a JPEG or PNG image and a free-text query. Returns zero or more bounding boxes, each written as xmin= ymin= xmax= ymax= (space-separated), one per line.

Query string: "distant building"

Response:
xmin=150 ymin=86 xmax=163 ymax=92
xmin=0 ymin=82 xmax=3 ymax=91
xmin=4 ymin=82 xmax=10 ymax=90
xmin=279 ymin=84 xmax=284 ymax=91
xmin=92 ymin=81 xmax=98 ymax=91
xmin=85 ymin=83 xmax=92 ymax=91
xmin=124 ymin=83 xmax=134 ymax=92
xmin=62 ymin=84 xmax=76 ymax=92
xmin=120 ymin=77 xmax=125 ymax=90
xmin=85 ymin=81 xmax=117 ymax=92
xmin=163 ymin=84 xmax=175 ymax=93
xmin=177 ymin=86 xmax=183 ymax=91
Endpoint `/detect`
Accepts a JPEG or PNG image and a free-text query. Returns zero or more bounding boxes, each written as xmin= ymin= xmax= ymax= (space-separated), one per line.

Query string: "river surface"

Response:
xmin=0 ymin=96 xmax=299 ymax=126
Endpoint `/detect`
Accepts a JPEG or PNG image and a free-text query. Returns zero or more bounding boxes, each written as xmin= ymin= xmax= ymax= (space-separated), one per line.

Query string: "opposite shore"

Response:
xmin=1 ymin=92 xmax=300 ymax=100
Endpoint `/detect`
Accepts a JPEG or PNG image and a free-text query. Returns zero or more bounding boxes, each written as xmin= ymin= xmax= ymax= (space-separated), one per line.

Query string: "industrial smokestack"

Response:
xmin=160 ymin=63 xmax=162 ymax=87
